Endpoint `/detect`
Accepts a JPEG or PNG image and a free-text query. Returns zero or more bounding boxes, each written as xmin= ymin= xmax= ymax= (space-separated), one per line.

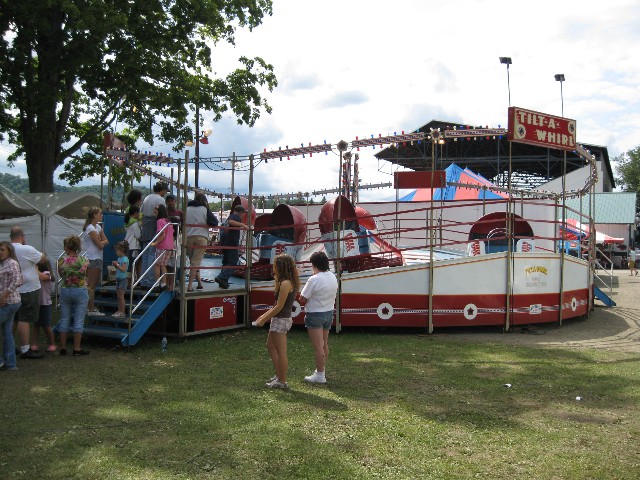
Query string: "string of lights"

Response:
xmin=105 ymin=127 xmax=597 ymax=201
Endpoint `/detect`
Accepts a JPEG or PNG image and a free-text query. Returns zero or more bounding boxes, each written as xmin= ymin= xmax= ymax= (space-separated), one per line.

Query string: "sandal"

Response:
xmin=186 ymin=287 xmax=194 ymax=292
xmin=197 ymin=284 xmax=204 ymax=290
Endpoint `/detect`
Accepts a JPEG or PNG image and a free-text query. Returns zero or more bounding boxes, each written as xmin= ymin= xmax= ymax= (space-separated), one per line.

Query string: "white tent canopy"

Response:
xmin=0 ymin=189 xmax=102 ymax=261
xmin=0 ymin=189 xmax=102 ymax=219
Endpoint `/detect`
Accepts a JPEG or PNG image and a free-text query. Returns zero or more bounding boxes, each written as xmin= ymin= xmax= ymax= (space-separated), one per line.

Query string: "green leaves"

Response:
xmin=0 ymin=0 xmax=276 ymax=191
xmin=614 ymin=146 xmax=640 ymax=200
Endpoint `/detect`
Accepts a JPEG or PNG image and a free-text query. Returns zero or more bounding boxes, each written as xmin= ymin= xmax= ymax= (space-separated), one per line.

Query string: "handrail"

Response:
xmin=590 ymin=245 xmax=614 ymax=295
xmin=127 ymin=222 xmax=179 ymax=337
xmin=234 ymin=198 xmax=608 ymax=278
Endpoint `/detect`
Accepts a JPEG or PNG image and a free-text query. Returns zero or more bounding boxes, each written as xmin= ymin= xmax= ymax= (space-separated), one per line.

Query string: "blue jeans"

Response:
xmin=0 ymin=302 xmax=20 ymax=369
xmin=139 ymin=242 xmax=157 ymax=287
xmin=59 ymin=288 xmax=89 ymax=333
xmin=305 ymin=311 xmax=334 ymax=330
xmin=219 ymin=247 xmax=239 ymax=281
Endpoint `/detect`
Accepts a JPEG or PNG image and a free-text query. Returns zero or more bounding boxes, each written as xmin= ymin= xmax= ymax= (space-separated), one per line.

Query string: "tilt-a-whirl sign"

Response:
xmin=507 ymin=106 xmax=576 ymax=151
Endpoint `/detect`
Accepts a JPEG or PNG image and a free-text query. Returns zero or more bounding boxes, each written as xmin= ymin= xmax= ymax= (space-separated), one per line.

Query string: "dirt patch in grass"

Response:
xmin=553 ymin=411 xmax=617 ymax=424
xmin=447 ymin=273 xmax=640 ymax=353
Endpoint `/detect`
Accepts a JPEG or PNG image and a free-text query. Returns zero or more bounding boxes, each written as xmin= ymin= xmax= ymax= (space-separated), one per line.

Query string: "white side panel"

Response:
xmin=46 ymin=215 xmax=85 ymax=261
xmin=0 ymin=215 xmax=43 ymax=252
xmin=341 ymin=253 xmax=590 ymax=297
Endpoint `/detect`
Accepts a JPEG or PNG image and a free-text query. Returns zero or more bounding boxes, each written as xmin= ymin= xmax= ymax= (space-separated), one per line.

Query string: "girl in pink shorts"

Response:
xmin=151 ymin=204 xmax=175 ymax=291
xmin=253 ymin=254 xmax=300 ymax=390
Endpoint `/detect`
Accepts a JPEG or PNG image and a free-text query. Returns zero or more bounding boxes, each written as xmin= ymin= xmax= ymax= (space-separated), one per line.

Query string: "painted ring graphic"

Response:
xmin=291 ymin=301 xmax=301 ymax=317
xmin=463 ymin=303 xmax=478 ymax=320
xmin=515 ymin=123 xmax=526 ymax=139
xmin=571 ymin=297 xmax=577 ymax=312
xmin=377 ymin=303 xmax=394 ymax=320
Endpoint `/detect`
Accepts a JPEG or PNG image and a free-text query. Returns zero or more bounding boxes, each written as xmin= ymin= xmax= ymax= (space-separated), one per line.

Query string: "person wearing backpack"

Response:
xmin=185 ymin=192 xmax=218 ymax=292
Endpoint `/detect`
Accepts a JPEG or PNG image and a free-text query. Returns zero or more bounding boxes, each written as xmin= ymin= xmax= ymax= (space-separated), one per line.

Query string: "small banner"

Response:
xmin=394 ymin=171 xmax=446 ymax=189
xmin=352 ymin=132 xmax=426 ymax=148
xmin=260 ymin=143 xmax=332 ymax=160
xmin=444 ymin=128 xmax=506 ymax=138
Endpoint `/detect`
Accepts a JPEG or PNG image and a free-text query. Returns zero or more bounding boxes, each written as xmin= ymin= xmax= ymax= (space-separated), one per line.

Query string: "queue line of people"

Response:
xmin=1 ymin=187 xmax=339 ymax=387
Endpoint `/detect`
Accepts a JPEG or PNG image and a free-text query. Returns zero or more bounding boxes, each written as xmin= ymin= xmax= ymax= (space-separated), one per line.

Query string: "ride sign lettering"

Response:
xmin=507 ymin=107 xmax=576 ymax=151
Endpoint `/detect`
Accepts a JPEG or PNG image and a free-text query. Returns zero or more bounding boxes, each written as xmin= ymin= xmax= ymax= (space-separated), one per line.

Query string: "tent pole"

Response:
xmin=559 ymin=150 xmax=567 ymax=326
xmin=179 ymin=150 xmax=189 ymax=337
xmin=245 ymin=155 xmax=255 ymax=326
xmin=505 ymin=141 xmax=513 ymax=332
xmin=428 ymin=139 xmax=436 ymax=334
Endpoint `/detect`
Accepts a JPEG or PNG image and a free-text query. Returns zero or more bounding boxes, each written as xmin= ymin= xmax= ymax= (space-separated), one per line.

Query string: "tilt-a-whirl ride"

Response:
xmin=96 ymin=105 xmax=608 ymax=345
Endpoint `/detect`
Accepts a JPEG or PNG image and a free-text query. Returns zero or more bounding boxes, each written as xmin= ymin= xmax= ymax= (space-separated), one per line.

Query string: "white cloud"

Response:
xmin=3 ymin=0 xmax=640 ymax=203
xmin=319 ymin=90 xmax=369 ymax=109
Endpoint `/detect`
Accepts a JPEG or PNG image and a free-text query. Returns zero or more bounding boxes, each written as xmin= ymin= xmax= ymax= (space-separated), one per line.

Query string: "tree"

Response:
xmin=615 ymin=146 xmax=640 ymax=242
xmin=614 ymin=146 xmax=640 ymax=205
xmin=0 ymin=172 xmax=30 ymax=194
xmin=0 ymin=0 xmax=277 ymax=192
xmin=57 ymin=127 xmax=140 ymax=187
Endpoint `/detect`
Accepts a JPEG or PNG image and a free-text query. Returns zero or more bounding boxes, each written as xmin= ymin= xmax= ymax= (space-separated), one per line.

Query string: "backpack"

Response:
xmin=217 ymin=218 xmax=229 ymax=246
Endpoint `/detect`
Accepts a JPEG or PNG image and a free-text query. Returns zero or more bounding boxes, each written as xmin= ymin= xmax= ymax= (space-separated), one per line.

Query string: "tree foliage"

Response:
xmin=0 ymin=172 xmax=30 ymax=194
xmin=0 ymin=0 xmax=277 ymax=192
xmin=614 ymin=145 xmax=640 ymax=205
xmin=58 ymin=128 xmax=141 ymax=187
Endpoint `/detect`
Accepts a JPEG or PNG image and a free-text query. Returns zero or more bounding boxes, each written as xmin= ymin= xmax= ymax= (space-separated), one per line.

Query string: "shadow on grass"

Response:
xmin=279 ymin=389 xmax=349 ymax=411
xmin=2 ymin=324 xmax=640 ymax=478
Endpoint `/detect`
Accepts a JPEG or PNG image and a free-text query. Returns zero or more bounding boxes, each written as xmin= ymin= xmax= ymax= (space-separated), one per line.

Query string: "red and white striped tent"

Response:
xmin=399 ymin=163 xmax=508 ymax=201
xmin=561 ymin=218 xmax=624 ymax=245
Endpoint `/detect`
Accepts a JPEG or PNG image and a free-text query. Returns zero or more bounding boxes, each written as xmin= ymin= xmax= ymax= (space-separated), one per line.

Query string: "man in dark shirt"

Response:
xmin=215 ymin=205 xmax=249 ymax=289
xmin=165 ymin=194 xmax=183 ymax=229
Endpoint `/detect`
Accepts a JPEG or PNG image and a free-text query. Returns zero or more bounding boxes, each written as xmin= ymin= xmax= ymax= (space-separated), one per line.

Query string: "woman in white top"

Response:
xmin=82 ymin=207 xmax=109 ymax=316
xmin=299 ymin=251 xmax=338 ymax=384
xmin=185 ymin=192 xmax=218 ymax=291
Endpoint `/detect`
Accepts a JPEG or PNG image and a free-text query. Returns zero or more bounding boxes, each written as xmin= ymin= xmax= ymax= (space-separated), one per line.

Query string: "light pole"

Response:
xmin=194 ymin=105 xmax=200 ymax=188
xmin=554 ymin=73 xmax=565 ymax=117
xmin=184 ymin=105 xmax=212 ymax=188
xmin=499 ymin=57 xmax=513 ymax=107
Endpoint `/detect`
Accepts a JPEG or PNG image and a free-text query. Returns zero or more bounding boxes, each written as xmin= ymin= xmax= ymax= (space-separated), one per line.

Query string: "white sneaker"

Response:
xmin=112 ymin=312 xmax=126 ymax=318
xmin=87 ymin=309 xmax=105 ymax=317
xmin=266 ymin=378 xmax=289 ymax=390
xmin=304 ymin=370 xmax=327 ymax=384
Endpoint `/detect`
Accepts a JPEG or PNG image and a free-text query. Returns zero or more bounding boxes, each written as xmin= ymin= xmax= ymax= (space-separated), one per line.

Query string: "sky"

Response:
xmin=2 ymin=0 xmax=640 ymax=202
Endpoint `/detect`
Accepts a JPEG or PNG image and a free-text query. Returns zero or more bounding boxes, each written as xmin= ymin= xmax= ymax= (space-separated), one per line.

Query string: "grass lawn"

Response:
xmin=2 ymin=327 xmax=640 ymax=479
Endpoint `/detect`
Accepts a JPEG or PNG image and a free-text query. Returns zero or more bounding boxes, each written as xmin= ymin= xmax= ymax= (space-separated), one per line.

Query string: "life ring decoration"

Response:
xmin=463 ymin=303 xmax=478 ymax=321
xmin=377 ymin=303 xmax=394 ymax=320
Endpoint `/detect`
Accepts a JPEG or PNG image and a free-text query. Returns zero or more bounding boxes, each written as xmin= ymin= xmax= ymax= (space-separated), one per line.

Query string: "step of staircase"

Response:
xmin=82 ymin=325 xmax=130 ymax=338
xmin=78 ymin=286 xmax=175 ymax=346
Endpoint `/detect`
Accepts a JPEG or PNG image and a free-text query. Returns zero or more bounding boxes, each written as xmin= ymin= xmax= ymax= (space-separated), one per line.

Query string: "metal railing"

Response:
xmin=590 ymin=245 xmax=614 ymax=294
xmin=126 ymin=222 xmax=179 ymax=333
